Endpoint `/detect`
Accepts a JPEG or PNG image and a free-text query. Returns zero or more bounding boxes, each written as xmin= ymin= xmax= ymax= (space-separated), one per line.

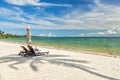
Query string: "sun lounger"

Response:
xmin=27 ymin=45 xmax=36 ymax=56
xmin=35 ymin=50 xmax=49 ymax=55
xmin=27 ymin=45 xmax=49 ymax=56
xmin=19 ymin=46 xmax=32 ymax=57
xmin=19 ymin=45 xmax=49 ymax=57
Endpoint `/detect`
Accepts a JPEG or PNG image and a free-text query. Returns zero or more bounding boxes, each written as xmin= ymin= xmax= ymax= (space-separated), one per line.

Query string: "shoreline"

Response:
xmin=1 ymin=37 xmax=120 ymax=56
xmin=0 ymin=40 xmax=119 ymax=58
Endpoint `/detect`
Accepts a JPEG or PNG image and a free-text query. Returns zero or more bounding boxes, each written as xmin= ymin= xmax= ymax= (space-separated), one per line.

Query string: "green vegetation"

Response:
xmin=0 ymin=30 xmax=21 ymax=38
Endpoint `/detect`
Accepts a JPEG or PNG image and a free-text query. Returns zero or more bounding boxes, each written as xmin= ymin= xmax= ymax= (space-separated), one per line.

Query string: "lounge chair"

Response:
xmin=27 ymin=45 xmax=49 ymax=56
xmin=19 ymin=46 xmax=32 ymax=57
xmin=27 ymin=45 xmax=36 ymax=56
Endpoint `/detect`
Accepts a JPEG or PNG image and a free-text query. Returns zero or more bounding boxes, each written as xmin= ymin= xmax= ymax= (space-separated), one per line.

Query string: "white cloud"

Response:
xmin=5 ymin=0 xmax=72 ymax=7
xmin=0 ymin=7 xmax=59 ymax=29
xmin=106 ymin=27 xmax=120 ymax=34
xmin=1 ymin=0 xmax=120 ymax=30
xmin=39 ymin=32 xmax=56 ymax=37
xmin=79 ymin=33 xmax=86 ymax=37
xmin=0 ymin=21 xmax=27 ymax=28
xmin=79 ymin=27 xmax=120 ymax=37
xmin=47 ymin=32 xmax=56 ymax=37
xmin=47 ymin=0 xmax=120 ymax=29
xmin=0 ymin=7 xmax=25 ymax=22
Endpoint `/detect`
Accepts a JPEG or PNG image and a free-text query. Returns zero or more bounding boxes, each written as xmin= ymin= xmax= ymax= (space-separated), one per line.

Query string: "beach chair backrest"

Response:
xmin=21 ymin=46 xmax=29 ymax=52
xmin=27 ymin=45 xmax=35 ymax=54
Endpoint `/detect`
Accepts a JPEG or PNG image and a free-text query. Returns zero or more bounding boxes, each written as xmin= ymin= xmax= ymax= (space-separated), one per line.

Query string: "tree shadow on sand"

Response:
xmin=0 ymin=54 xmax=119 ymax=80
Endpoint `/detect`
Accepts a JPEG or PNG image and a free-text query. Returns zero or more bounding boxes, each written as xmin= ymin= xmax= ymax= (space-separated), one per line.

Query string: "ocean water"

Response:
xmin=1 ymin=37 xmax=120 ymax=55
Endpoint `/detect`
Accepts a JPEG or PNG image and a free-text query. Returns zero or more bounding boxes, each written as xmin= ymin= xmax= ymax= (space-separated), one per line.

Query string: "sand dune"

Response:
xmin=0 ymin=41 xmax=120 ymax=80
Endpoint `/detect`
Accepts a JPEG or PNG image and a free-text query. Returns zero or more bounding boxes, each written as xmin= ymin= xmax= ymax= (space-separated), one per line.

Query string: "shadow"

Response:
xmin=0 ymin=54 xmax=70 ymax=70
xmin=43 ymin=54 xmax=69 ymax=57
xmin=30 ymin=61 xmax=38 ymax=71
xmin=55 ymin=59 xmax=89 ymax=63
xmin=0 ymin=54 xmax=119 ymax=80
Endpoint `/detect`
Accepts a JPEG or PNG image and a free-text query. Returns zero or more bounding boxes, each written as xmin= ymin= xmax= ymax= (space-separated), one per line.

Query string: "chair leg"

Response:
xmin=47 ymin=52 xmax=49 ymax=55
xmin=18 ymin=52 xmax=21 ymax=55
xmin=18 ymin=51 xmax=25 ymax=55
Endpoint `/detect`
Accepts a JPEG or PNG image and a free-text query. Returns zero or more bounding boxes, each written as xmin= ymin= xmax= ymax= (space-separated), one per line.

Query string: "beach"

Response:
xmin=0 ymin=41 xmax=120 ymax=80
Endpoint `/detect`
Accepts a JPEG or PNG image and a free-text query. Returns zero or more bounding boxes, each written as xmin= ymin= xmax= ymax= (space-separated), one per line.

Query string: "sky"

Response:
xmin=0 ymin=0 xmax=120 ymax=37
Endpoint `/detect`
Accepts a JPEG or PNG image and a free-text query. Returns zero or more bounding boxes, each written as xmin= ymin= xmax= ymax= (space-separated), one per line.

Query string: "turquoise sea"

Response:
xmin=1 ymin=37 xmax=120 ymax=55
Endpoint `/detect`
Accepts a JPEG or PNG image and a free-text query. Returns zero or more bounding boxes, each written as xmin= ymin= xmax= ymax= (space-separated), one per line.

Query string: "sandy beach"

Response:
xmin=0 ymin=41 xmax=120 ymax=80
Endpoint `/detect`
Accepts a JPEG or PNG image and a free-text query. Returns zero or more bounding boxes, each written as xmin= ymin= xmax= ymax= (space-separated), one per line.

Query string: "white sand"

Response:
xmin=0 ymin=41 xmax=120 ymax=80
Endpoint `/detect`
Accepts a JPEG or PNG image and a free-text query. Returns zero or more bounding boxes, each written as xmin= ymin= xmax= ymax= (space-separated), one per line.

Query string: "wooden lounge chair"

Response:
xmin=27 ymin=45 xmax=36 ymax=56
xmin=19 ymin=46 xmax=32 ymax=57
xmin=27 ymin=45 xmax=49 ymax=56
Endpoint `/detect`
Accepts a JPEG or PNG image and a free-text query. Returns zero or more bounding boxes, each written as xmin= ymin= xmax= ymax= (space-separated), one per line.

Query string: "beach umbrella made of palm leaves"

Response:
xmin=27 ymin=26 xmax=32 ymax=46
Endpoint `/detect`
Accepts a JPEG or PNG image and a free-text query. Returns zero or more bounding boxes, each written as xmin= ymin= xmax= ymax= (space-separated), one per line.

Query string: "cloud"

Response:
xmin=0 ymin=7 xmax=59 ymax=29
xmin=39 ymin=32 xmax=56 ymax=37
xmin=79 ymin=27 xmax=120 ymax=37
xmin=5 ymin=0 xmax=72 ymax=7
xmin=106 ymin=27 xmax=120 ymax=34
xmin=46 ymin=0 xmax=120 ymax=29
xmin=100 ymin=0 xmax=120 ymax=6
xmin=0 ymin=21 xmax=27 ymax=28
xmin=1 ymin=0 xmax=120 ymax=30
xmin=79 ymin=33 xmax=86 ymax=37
